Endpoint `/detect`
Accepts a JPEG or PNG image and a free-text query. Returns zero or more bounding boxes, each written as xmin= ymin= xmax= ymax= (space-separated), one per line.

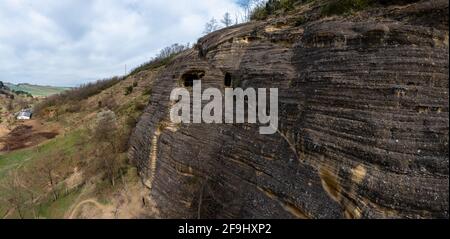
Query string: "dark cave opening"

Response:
xmin=224 ymin=73 xmax=232 ymax=87
xmin=181 ymin=70 xmax=205 ymax=87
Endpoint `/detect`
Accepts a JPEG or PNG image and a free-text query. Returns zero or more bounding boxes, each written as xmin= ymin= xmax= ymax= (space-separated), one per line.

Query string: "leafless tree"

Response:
xmin=238 ymin=0 xmax=267 ymax=21
xmin=0 ymin=171 xmax=31 ymax=219
xmin=238 ymin=0 xmax=253 ymax=21
xmin=7 ymin=99 xmax=13 ymax=111
xmin=92 ymin=110 xmax=123 ymax=186
xmin=221 ymin=12 xmax=233 ymax=27
xmin=34 ymin=153 xmax=64 ymax=201
xmin=203 ymin=18 xmax=219 ymax=34
xmin=158 ymin=43 xmax=190 ymax=59
xmin=94 ymin=110 xmax=119 ymax=151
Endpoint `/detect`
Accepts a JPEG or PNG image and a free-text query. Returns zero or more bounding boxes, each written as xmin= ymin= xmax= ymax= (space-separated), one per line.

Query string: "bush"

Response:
xmin=250 ymin=5 xmax=269 ymax=20
xmin=103 ymin=97 xmax=118 ymax=111
xmin=143 ymin=87 xmax=152 ymax=96
xmin=294 ymin=16 xmax=306 ymax=26
xmin=126 ymin=115 xmax=138 ymax=129
xmin=64 ymin=77 xmax=123 ymax=101
xmin=134 ymin=101 xmax=147 ymax=112
xmin=124 ymin=86 xmax=133 ymax=96
xmin=93 ymin=110 xmax=118 ymax=150
xmin=321 ymin=0 xmax=372 ymax=16
xmin=250 ymin=0 xmax=298 ymax=21
xmin=34 ymin=76 xmax=123 ymax=115
xmin=12 ymin=90 xmax=33 ymax=97
xmin=84 ymin=110 xmax=132 ymax=186
xmin=65 ymin=102 xmax=82 ymax=113
xmin=129 ymin=43 xmax=190 ymax=76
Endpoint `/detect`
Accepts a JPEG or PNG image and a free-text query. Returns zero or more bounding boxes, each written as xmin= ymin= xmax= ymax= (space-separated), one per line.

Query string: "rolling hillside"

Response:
xmin=4 ymin=83 xmax=70 ymax=97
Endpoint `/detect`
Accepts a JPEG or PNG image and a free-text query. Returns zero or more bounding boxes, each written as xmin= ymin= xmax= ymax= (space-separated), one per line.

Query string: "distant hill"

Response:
xmin=4 ymin=83 xmax=71 ymax=97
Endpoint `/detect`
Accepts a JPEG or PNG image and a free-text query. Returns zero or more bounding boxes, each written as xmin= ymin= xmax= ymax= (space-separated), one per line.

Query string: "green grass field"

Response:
xmin=4 ymin=83 xmax=71 ymax=97
xmin=0 ymin=130 xmax=85 ymax=218
xmin=0 ymin=130 xmax=83 ymax=179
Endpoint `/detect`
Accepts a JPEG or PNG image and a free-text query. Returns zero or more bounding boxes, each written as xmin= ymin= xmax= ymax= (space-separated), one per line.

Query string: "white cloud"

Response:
xmin=0 ymin=0 xmax=242 ymax=86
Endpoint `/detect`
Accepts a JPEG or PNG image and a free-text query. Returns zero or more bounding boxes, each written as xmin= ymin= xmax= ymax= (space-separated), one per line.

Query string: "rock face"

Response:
xmin=0 ymin=81 xmax=12 ymax=97
xmin=129 ymin=0 xmax=449 ymax=218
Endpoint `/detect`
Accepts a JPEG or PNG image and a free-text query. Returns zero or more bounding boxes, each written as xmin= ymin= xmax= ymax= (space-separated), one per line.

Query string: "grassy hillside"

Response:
xmin=0 ymin=36 xmax=186 ymax=219
xmin=0 ymin=89 xmax=38 ymax=127
xmin=4 ymin=83 xmax=70 ymax=97
xmin=0 ymin=68 xmax=160 ymax=218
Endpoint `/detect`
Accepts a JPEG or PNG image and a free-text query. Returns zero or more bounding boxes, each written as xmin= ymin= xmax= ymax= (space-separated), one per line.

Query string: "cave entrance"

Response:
xmin=224 ymin=73 xmax=232 ymax=87
xmin=181 ymin=70 xmax=205 ymax=87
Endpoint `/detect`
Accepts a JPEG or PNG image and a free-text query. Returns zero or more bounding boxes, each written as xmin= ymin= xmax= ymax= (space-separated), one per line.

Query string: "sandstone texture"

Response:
xmin=129 ymin=0 xmax=449 ymax=218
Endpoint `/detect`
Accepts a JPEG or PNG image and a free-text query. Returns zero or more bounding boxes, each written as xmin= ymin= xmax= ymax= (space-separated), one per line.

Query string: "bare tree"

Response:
xmin=203 ymin=18 xmax=219 ymax=35
xmin=237 ymin=0 xmax=253 ymax=21
xmin=92 ymin=110 xmax=122 ymax=186
xmin=158 ymin=43 xmax=190 ymax=59
xmin=16 ymin=98 xmax=29 ymax=109
xmin=34 ymin=155 xmax=63 ymax=201
xmin=94 ymin=110 xmax=118 ymax=149
xmin=6 ymin=99 xmax=13 ymax=111
xmin=235 ymin=13 xmax=240 ymax=25
xmin=221 ymin=12 xmax=233 ymax=27
xmin=95 ymin=146 xmax=121 ymax=186
xmin=238 ymin=0 xmax=268 ymax=22
xmin=0 ymin=171 xmax=31 ymax=219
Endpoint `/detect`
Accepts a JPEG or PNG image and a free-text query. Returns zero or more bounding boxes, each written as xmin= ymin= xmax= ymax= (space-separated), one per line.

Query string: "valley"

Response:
xmin=0 ymin=0 xmax=448 ymax=219
xmin=0 ymin=71 xmax=158 ymax=219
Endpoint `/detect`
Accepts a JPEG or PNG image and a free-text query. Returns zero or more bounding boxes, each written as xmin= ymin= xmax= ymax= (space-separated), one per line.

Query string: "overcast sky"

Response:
xmin=0 ymin=0 xmax=243 ymax=87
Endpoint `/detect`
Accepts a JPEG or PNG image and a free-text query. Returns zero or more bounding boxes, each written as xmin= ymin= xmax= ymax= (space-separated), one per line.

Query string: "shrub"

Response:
xmin=93 ymin=110 xmax=118 ymax=148
xmin=129 ymin=56 xmax=174 ymax=76
xmin=321 ymin=0 xmax=372 ymax=16
xmin=143 ymin=87 xmax=152 ymax=96
xmin=294 ymin=16 xmax=306 ymax=26
xmin=126 ymin=115 xmax=138 ymax=129
xmin=129 ymin=43 xmax=190 ymax=76
xmin=12 ymin=90 xmax=33 ymax=97
xmin=250 ymin=5 xmax=269 ymax=20
xmin=84 ymin=110 xmax=131 ymax=186
xmin=65 ymin=102 xmax=82 ymax=113
xmin=124 ymin=86 xmax=133 ymax=96
xmin=64 ymin=77 xmax=123 ymax=101
xmin=134 ymin=102 xmax=147 ymax=112
xmin=34 ymin=76 xmax=123 ymax=115
xmin=105 ymin=98 xmax=118 ymax=111
xmin=250 ymin=0 xmax=298 ymax=21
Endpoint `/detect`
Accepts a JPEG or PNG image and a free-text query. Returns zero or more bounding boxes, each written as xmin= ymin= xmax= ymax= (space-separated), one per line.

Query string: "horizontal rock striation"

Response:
xmin=129 ymin=0 xmax=449 ymax=218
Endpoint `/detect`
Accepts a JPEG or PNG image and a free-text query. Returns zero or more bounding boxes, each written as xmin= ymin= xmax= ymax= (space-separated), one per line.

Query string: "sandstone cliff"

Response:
xmin=129 ymin=0 xmax=449 ymax=219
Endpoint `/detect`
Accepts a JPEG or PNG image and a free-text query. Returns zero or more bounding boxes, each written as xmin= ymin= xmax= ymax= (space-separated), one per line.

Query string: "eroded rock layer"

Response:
xmin=129 ymin=0 xmax=449 ymax=218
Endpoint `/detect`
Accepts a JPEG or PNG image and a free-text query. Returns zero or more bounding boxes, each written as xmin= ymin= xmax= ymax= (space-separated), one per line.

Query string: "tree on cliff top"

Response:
xmin=203 ymin=18 xmax=219 ymax=34
xmin=221 ymin=12 xmax=233 ymax=27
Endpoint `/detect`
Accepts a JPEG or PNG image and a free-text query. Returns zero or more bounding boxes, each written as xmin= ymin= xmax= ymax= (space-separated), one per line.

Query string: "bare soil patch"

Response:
xmin=0 ymin=120 xmax=61 ymax=151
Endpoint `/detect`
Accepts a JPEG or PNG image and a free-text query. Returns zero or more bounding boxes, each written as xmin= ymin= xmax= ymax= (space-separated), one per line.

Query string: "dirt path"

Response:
xmin=66 ymin=180 xmax=158 ymax=219
xmin=0 ymin=125 xmax=9 ymax=138
xmin=0 ymin=125 xmax=9 ymax=150
xmin=68 ymin=199 xmax=113 ymax=219
xmin=2 ymin=208 xmax=13 ymax=219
